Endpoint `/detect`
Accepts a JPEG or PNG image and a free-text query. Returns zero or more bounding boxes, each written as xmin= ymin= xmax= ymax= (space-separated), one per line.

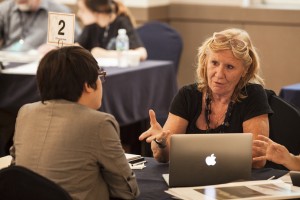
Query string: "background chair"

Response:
xmin=265 ymin=89 xmax=300 ymax=170
xmin=0 ymin=165 xmax=72 ymax=200
xmin=137 ymin=21 xmax=183 ymax=74
xmin=137 ymin=21 xmax=182 ymax=125
xmin=136 ymin=21 xmax=183 ymax=155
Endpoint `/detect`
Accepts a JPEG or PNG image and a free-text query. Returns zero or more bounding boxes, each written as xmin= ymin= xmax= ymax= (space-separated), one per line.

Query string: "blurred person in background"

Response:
xmin=77 ymin=0 xmax=147 ymax=60
xmin=0 ymin=0 xmax=81 ymax=157
xmin=0 ymin=0 xmax=81 ymax=53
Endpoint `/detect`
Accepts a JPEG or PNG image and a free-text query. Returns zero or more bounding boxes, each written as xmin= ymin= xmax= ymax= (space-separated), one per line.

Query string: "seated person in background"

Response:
xmin=253 ymin=135 xmax=300 ymax=171
xmin=139 ymin=28 xmax=273 ymax=168
xmin=77 ymin=0 xmax=147 ymax=60
xmin=0 ymin=0 xmax=81 ymax=53
xmin=10 ymin=46 xmax=139 ymax=200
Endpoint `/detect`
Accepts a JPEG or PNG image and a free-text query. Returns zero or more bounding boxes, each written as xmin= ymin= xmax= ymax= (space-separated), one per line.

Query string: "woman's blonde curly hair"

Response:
xmin=196 ymin=28 xmax=264 ymax=102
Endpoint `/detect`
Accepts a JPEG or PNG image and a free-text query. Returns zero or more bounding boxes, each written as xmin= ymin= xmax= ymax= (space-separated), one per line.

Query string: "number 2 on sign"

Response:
xmin=58 ymin=20 xmax=65 ymax=35
xmin=47 ymin=12 xmax=75 ymax=46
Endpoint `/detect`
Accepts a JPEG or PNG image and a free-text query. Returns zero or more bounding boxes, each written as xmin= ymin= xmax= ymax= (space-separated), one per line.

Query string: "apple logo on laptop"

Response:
xmin=205 ymin=154 xmax=216 ymax=166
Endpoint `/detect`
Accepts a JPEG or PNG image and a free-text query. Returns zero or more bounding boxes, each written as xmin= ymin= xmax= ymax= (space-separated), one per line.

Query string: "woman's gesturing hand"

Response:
xmin=139 ymin=109 xmax=163 ymax=143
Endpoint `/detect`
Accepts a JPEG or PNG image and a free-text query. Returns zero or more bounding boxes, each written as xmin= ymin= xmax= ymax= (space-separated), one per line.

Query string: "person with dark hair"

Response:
xmin=139 ymin=28 xmax=273 ymax=169
xmin=76 ymin=0 xmax=147 ymax=60
xmin=10 ymin=46 xmax=140 ymax=200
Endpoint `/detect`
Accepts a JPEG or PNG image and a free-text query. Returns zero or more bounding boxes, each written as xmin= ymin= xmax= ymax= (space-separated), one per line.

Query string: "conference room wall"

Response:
xmin=130 ymin=4 xmax=300 ymax=94
xmin=169 ymin=4 xmax=300 ymax=94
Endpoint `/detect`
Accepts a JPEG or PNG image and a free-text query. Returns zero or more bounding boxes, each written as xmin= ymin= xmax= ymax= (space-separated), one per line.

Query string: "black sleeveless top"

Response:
xmin=169 ymin=83 xmax=273 ymax=134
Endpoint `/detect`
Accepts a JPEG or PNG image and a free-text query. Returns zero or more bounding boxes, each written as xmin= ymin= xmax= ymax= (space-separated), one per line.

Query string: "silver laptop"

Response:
xmin=169 ymin=133 xmax=252 ymax=187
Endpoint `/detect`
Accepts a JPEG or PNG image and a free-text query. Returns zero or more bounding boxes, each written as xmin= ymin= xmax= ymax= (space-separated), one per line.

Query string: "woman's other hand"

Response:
xmin=253 ymin=135 xmax=291 ymax=167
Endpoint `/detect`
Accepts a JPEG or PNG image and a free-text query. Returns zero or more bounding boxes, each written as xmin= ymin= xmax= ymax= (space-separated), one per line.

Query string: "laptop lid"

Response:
xmin=169 ymin=133 xmax=252 ymax=187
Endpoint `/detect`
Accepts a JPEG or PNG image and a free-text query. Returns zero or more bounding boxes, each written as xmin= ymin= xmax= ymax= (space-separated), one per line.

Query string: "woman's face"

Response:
xmin=77 ymin=0 xmax=111 ymax=28
xmin=94 ymin=13 xmax=111 ymax=28
xmin=77 ymin=0 xmax=97 ymax=26
xmin=206 ymin=49 xmax=246 ymax=97
xmin=15 ymin=0 xmax=40 ymax=11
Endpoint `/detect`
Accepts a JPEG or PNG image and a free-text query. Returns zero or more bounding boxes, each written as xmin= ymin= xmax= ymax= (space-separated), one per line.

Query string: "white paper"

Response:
xmin=166 ymin=179 xmax=300 ymax=200
xmin=129 ymin=163 xmax=146 ymax=170
xmin=96 ymin=55 xmax=140 ymax=68
xmin=125 ymin=153 xmax=146 ymax=170
xmin=162 ymin=174 xmax=169 ymax=185
xmin=0 ymin=155 xmax=13 ymax=170
xmin=1 ymin=62 xmax=39 ymax=75
xmin=280 ymin=173 xmax=292 ymax=184
xmin=0 ymin=50 xmax=40 ymax=63
xmin=125 ymin=153 xmax=142 ymax=161
xmin=96 ymin=57 xmax=119 ymax=67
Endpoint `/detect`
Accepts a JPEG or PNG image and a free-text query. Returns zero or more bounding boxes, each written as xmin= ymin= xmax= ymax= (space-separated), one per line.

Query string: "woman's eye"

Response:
xmin=227 ymin=65 xmax=234 ymax=69
xmin=211 ymin=60 xmax=218 ymax=66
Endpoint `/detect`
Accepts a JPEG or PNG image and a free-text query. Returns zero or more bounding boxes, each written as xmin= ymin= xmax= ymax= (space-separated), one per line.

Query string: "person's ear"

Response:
xmin=242 ymin=72 xmax=247 ymax=78
xmin=83 ymin=83 xmax=94 ymax=93
xmin=242 ymin=66 xmax=249 ymax=78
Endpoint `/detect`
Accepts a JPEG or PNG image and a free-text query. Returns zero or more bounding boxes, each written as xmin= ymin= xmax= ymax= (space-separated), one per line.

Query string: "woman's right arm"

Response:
xmin=139 ymin=110 xmax=188 ymax=162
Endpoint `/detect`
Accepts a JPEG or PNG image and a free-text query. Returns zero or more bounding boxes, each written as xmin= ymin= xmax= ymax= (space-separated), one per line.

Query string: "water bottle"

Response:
xmin=116 ymin=29 xmax=129 ymax=67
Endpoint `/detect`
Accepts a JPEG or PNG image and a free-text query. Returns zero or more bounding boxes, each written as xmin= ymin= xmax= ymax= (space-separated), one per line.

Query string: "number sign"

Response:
xmin=47 ymin=12 xmax=75 ymax=46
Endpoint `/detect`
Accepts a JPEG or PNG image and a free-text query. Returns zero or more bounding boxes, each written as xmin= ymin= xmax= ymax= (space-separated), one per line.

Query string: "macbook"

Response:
xmin=168 ymin=133 xmax=252 ymax=187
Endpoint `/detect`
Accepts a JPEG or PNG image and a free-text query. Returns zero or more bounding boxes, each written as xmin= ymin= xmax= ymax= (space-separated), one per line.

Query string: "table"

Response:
xmin=100 ymin=60 xmax=178 ymax=126
xmin=0 ymin=60 xmax=178 ymax=126
xmin=279 ymin=83 xmax=300 ymax=110
xmin=134 ymin=157 xmax=289 ymax=200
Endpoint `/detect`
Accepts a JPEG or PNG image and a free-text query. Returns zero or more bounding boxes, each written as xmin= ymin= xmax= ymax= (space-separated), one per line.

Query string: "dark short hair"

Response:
xmin=37 ymin=46 xmax=99 ymax=102
xmin=85 ymin=0 xmax=116 ymax=14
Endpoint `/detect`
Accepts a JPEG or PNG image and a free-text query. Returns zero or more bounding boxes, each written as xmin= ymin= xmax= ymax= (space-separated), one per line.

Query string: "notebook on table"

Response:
xmin=168 ymin=133 xmax=252 ymax=187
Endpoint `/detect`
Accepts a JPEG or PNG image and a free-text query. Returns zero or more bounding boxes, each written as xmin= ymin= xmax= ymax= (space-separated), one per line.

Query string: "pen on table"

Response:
xmin=130 ymin=162 xmax=146 ymax=170
xmin=267 ymin=176 xmax=275 ymax=180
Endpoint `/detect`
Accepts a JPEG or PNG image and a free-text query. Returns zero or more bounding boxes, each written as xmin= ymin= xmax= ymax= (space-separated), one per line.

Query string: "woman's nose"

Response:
xmin=215 ymin=65 xmax=225 ymax=78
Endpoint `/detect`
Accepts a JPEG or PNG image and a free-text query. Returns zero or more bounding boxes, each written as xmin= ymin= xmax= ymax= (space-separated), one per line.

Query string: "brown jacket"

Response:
xmin=11 ymin=100 xmax=139 ymax=200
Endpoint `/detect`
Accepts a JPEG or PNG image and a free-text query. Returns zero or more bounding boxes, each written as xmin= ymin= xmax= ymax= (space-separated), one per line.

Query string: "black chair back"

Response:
xmin=0 ymin=165 xmax=72 ymax=200
xmin=265 ymin=89 xmax=300 ymax=170
xmin=137 ymin=21 xmax=183 ymax=74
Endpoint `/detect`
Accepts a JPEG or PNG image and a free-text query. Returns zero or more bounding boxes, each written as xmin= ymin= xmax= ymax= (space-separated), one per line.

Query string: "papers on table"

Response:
xmin=0 ymin=56 xmax=137 ymax=76
xmin=0 ymin=155 xmax=12 ymax=170
xmin=1 ymin=62 xmax=39 ymax=75
xmin=0 ymin=50 xmax=40 ymax=63
xmin=96 ymin=58 xmax=119 ymax=67
xmin=163 ymin=174 xmax=169 ymax=185
xmin=280 ymin=173 xmax=292 ymax=184
xmin=96 ymin=53 xmax=140 ymax=68
xmin=125 ymin=153 xmax=146 ymax=169
xmin=165 ymin=179 xmax=300 ymax=200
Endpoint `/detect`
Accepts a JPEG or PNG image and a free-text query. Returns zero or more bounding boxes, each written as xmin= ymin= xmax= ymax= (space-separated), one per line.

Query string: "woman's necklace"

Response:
xmin=213 ymin=107 xmax=227 ymax=127
xmin=205 ymin=92 xmax=234 ymax=133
